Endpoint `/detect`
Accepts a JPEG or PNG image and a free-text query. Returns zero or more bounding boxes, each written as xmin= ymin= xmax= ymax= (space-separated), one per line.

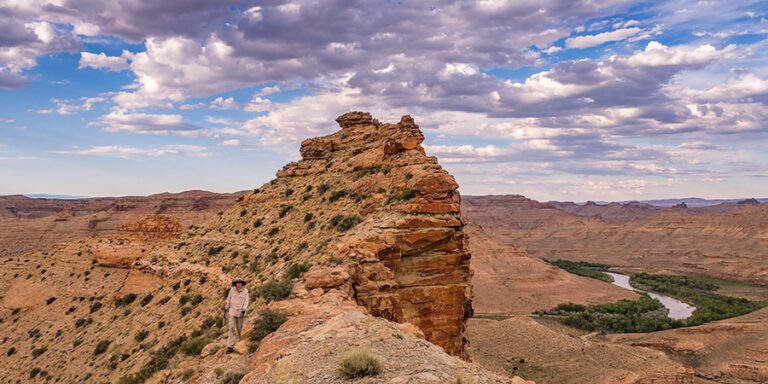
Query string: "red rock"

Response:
xmin=303 ymin=267 xmax=350 ymax=290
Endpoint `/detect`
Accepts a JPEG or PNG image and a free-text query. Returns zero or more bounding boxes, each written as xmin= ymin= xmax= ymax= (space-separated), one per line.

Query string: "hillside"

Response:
xmin=463 ymin=195 xmax=768 ymax=285
xmin=0 ymin=191 xmax=244 ymax=259
xmin=0 ymin=112 xmax=527 ymax=383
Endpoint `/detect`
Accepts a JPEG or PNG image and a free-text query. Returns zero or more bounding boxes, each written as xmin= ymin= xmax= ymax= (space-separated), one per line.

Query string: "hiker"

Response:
xmin=225 ymin=278 xmax=249 ymax=353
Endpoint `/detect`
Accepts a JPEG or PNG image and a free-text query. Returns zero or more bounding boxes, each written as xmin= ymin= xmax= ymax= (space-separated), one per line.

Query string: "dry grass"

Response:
xmin=338 ymin=348 xmax=383 ymax=378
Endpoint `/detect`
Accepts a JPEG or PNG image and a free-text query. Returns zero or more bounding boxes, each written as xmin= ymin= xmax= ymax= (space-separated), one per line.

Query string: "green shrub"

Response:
xmin=253 ymin=218 xmax=263 ymax=228
xmin=6 ymin=347 xmax=16 ymax=356
xmin=140 ymin=294 xmax=154 ymax=307
xmin=181 ymin=369 xmax=194 ymax=380
xmin=221 ymin=372 xmax=245 ymax=384
xmin=386 ymin=189 xmax=416 ymax=203
xmin=180 ymin=306 xmax=192 ymax=316
xmin=117 ymin=335 xmax=186 ymax=384
xmin=179 ymin=336 xmax=209 ymax=356
xmin=253 ymin=279 xmax=292 ymax=302
xmin=249 ymin=309 xmax=287 ymax=351
xmin=11 ymin=308 xmax=21 ymax=315
xmin=191 ymin=294 xmax=204 ymax=306
xmin=267 ymin=227 xmax=279 ymax=237
xmin=278 ymin=205 xmax=293 ymax=218
xmin=208 ymin=245 xmax=225 ymax=256
xmin=304 ymin=212 xmax=314 ymax=222
xmin=329 ymin=190 xmax=347 ymax=202
xmin=157 ymin=296 xmax=171 ymax=305
xmin=317 ymin=183 xmax=330 ymax=194
xmin=330 ymin=215 xmax=362 ymax=232
xmin=94 ymin=340 xmax=110 ymax=355
xmin=90 ymin=301 xmax=103 ymax=313
xmin=338 ymin=348 xmax=383 ymax=378
xmin=286 ymin=262 xmax=310 ymax=279
xmin=31 ymin=347 xmax=47 ymax=358
xmin=179 ymin=294 xmax=191 ymax=305
xmin=30 ymin=367 xmax=42 ymax=378
xmin=135 ymin=330 xmax=150 ymax=342
xmin=405 ymin=172 xmax=413 ymax=180
xmin=46 ymin=297 xmax=57 ymax=305
xmin=115 ymin=293 xmax=138 ymax=307
xmin=239 ymin=209 xmax=247 ymax=217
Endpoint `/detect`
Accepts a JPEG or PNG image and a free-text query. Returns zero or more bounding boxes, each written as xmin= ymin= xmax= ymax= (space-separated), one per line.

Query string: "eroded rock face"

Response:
xmin=246 ymin=111 xmax=473 ymax=356
xmin=118 ymin=215 xmax=181 ymax=240
xmin=287 ymin=112 xmax=473 ymax=357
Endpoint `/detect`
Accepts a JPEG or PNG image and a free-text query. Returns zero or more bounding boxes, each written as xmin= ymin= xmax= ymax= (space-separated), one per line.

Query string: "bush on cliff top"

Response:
xmin=338 ymin=348 xmax=383 ymax=378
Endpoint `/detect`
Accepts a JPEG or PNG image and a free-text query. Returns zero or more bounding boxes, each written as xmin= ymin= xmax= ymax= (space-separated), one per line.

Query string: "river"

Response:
xmin=605 ymin=272 xmax=696 ymax=320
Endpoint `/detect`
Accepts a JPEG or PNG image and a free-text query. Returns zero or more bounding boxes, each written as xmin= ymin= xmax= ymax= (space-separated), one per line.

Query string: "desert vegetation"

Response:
xmin=631 ymin=273 xmax=765 ymax=326
xmin=547 ymin=259 xmax=613 ymax=282
xmin=536 ymin=295 xmax=680 ymax=333
xmin=338 ymin=348 xmax=383 ymax=378
xmin=538 ymin=270 xmax=765 ymax=332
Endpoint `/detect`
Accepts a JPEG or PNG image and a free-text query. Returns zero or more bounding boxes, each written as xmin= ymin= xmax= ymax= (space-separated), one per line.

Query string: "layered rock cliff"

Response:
xmin=202 ymin=111 xmax=473 ymax=356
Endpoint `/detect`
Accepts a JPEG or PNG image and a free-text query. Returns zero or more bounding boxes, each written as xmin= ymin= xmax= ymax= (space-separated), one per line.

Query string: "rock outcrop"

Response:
xmin=252 ymin=111 xmax=472 ymax=356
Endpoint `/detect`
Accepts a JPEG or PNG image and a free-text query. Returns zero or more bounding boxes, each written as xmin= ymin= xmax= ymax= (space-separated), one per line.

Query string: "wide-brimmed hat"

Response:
xmin=231 ymin=278 xmax=247 ymax=286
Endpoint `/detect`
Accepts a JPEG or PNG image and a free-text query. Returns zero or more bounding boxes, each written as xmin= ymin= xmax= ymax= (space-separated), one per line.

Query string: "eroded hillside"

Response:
xmin=0 ymin=112 xmax=526 ymax=384
xmin=0 ymin=191 xmax=243 ymax=259
xmin=463 ymin=195 xmax=768 ymax=285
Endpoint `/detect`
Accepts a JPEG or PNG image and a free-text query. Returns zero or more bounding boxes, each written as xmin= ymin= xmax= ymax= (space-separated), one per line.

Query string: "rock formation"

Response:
xmin=0 ymin=112 xmax=514 ymax=383
xmin=237 ymin=111 xmax=472 ymax=356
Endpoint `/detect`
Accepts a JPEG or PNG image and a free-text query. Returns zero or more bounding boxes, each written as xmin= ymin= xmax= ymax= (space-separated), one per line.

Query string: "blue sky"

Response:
xmin=1 ymin=0 xmax=767 ymax=201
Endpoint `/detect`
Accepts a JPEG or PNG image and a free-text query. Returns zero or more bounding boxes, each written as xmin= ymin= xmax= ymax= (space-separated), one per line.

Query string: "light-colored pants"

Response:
xmin=227 ymin=315 xmax=244 ymax=348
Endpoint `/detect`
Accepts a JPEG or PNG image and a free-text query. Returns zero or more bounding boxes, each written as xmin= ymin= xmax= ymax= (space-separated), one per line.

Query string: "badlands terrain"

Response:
xmin=1 ymin=115 xmax=767 ymax=383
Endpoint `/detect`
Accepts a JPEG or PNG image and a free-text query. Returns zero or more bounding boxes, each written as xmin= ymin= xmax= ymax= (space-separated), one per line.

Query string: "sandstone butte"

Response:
xmin=0 ymin=112 xmax=531 ymax=383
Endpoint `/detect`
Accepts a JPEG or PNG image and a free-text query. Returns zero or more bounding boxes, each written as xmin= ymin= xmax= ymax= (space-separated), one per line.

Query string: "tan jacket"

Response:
xmin=226 ymin=287 xmax=249 ymax=317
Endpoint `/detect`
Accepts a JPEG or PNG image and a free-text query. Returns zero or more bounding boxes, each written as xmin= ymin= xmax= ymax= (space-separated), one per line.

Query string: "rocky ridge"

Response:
xmin=0 ymin=112 xmax=520 ymax=383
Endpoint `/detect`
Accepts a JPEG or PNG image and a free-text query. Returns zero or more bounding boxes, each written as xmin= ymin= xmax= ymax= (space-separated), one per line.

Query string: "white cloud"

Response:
xmin=623 ymin=41 xmax=727 ymax=66
xmin=210 ymin=96 xmax=238 ymax=110
xmin=79 ymin=51 xmax=131 ymax=72
xmin=52 ymin=144 xmax=210 ymax=158
xmin=244 ymin=96 xmax=272 ymax=112
xmin=91 ymin=110 xmax=202 ymax=136
xmin=257 ymin=85 xmax=280 ymax=96
xmin=542 ymin=46 xmax=563 ymax=54
xmin=565 ymin=27 xmax=643 ymax=49
xmin=34 ymin=97 xmax=106 ymax=115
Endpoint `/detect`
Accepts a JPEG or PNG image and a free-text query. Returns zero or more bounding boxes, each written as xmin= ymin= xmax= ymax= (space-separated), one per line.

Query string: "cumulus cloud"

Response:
xmin=0 ymin=20 xmax=79 ymax=88
xmin=79 ymin=51 xmax=130 ymax=71
xmin=70 ymin=0 xmax=628 ymax=108
xmin=209 ymin=96 xmax=238 ymax=110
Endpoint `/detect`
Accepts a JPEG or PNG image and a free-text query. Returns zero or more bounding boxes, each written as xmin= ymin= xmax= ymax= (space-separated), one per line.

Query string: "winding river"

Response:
xmin=605 ymin=272 xmax=696 ymax=320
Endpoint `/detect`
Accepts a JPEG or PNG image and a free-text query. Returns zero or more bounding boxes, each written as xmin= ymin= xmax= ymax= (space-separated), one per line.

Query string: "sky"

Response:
xmin=0 ymin=1 xmax=767 ymax=201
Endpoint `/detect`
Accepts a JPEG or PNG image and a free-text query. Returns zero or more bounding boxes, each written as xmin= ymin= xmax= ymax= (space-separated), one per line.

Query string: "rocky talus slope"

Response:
xmin=0 ymin=112 xmax=526 ymax=383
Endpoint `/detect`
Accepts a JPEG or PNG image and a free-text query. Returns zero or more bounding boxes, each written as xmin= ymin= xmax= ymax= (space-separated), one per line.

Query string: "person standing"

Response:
xmin=225 ymin=278 xmax=249 ymax=353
